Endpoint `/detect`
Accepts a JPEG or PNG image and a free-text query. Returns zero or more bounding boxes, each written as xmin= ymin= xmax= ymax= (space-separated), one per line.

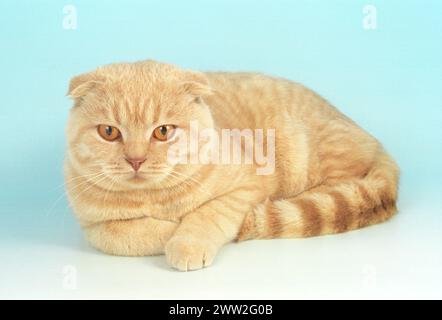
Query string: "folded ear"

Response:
xmin=181 ymin=72 xmax=213 ymax=97
xmin=67 ymin=71 xmax=103 ymax=99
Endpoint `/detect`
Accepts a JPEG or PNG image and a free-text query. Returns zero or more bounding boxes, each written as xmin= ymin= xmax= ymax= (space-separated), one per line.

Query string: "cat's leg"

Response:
xmin=84 ymin=217 xmax=178 ymax=256
xmin=237 ymin=152 xmax=400 ymax=240
xmin=165 ymin=189 xmax=257 ymax=271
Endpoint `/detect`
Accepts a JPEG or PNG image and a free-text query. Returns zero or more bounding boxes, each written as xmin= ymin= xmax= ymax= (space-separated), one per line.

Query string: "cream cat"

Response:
xmin=65 ymin=60 xmax=399 ymax=271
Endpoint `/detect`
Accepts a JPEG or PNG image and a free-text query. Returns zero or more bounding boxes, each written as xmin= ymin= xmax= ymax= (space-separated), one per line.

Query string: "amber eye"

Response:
xmin=97 ymin=125 xmax=121 ymax=141
xmin=152 ymin=125 xmax=176 ymax=141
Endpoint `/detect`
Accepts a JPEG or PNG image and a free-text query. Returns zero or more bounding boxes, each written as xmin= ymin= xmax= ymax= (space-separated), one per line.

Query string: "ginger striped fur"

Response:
xmin=65 ymin=60 xmax=399 ymax=271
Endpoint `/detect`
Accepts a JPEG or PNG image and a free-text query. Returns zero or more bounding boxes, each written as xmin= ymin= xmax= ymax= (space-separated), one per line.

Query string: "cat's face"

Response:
xmin=66 ymin=61 xmax=213 ymax=190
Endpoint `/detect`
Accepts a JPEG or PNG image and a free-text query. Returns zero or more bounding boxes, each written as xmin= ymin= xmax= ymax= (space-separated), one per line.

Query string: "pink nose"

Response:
xmin=125 ymin=158 xmax=146 ymax=171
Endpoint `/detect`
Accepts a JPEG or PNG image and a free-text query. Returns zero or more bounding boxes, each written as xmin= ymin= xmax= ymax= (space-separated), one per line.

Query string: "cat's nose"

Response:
xmin=125 ymin=158 xmax=146 ymax=172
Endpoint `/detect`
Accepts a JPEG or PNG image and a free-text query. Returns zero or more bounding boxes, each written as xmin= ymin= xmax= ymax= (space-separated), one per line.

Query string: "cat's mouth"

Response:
xmin=123 ymin=169 xmax=166 ymax=184
xmin=129 ymin=173 xmax=146 ymax=182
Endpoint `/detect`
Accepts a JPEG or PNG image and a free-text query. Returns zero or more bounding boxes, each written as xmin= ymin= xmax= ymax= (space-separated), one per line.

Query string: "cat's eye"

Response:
xmin=97 ymin=125 xmax=121 ymax=141
xmin=152 ymin=125 xmax=176 ymax=141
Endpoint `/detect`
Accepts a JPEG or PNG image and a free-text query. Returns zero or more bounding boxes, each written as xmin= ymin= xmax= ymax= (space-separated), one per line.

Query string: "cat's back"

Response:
xmin=204 ymin=71 xmax=344 ymax=129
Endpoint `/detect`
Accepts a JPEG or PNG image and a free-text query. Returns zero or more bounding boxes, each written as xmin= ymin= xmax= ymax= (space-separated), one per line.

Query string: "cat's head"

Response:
xmin=66 ymin=60 xmax=213 ymax=190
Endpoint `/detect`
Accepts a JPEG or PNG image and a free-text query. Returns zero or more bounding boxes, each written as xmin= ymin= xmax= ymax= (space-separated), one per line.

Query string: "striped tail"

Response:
xmin=236 ymin=153 xmax=399 ymax=241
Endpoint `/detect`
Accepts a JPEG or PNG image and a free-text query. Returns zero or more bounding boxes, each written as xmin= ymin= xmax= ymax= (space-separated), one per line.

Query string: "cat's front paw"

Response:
xmin=165 ymin=236 xmax=218 ymax=271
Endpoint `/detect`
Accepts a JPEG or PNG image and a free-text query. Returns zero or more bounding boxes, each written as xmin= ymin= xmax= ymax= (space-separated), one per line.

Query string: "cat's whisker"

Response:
xmin=50 ymin=171 xmax=106 ymax=192
xmin=46 ymin=171 xmax=107 ymax=217
xmin=58 ymin=172 xmax=109 ymax=213
xmin=170 ymin=170 xmax=210 ymax=191
xmin=160 ymin=171 xmax=193 ymax=192
xmin=166 ymin=170 xmax=213 ymax=197
xmin=68 ymin=174 xmax=110 ymax=205
xmin=131 ymin=166 xmax=212 ymax=196
xmin=66 ymin=172 xmax=107 ymax=192
xmin=102 ymin=176 xmax=118 ymax=204
xmin=146 ymin=165 xmax=170 ymax=170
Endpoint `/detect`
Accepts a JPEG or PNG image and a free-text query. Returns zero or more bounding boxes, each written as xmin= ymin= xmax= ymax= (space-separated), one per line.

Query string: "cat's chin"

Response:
xmin=120 ymin=172 xmax=165 ymax=189
xmin=129 ymin=175 xmax=146 ymax=183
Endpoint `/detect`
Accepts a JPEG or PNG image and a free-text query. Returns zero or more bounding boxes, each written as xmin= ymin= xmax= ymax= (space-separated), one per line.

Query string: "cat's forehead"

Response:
xmin=96 ymin=80 xmax=190 ymax=127
xmin=75 ymin=61 xmax=207 ymax=126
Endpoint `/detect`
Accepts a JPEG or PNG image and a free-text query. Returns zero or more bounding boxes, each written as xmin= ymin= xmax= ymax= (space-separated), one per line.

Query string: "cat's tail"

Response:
xmin=236 ymin=153 xmax=399 ymax=241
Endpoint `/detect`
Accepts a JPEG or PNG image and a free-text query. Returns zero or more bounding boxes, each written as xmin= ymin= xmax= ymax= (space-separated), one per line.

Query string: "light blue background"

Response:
xmin=0 ymin=0 xmax=441 ymax=298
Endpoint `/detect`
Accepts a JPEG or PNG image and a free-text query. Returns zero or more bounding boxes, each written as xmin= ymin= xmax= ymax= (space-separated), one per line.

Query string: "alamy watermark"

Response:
xmin=62 ymin=265 xmax=77 ymax=290
xmin=362 ymin=264 xmax=377 ymax=290
xmin=166 ymin=121 xmax=276 ymax=175
xmin=63 ymin=5 xmax=77 ymax=30
xmin=362 ymin=5 xmax=377 ymax=30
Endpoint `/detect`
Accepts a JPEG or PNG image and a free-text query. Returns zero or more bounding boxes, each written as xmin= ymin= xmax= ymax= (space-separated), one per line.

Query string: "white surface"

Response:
xmin=1 ymin=194 xmax=441 ymax=300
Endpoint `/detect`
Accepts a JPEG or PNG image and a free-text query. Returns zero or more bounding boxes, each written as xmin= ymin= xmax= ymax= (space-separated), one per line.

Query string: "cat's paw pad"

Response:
xmin=165 ymin=237 xmax=217 ymax=271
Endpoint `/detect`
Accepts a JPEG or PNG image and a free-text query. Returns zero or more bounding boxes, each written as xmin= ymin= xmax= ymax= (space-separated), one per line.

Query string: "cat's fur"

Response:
xmin=65 ymin=60 xmax=399 ymax=271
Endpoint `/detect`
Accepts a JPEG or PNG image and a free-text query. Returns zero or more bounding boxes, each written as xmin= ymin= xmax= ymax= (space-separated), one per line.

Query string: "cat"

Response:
xmin=65 ymin=60 xmax=399 ymax=271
